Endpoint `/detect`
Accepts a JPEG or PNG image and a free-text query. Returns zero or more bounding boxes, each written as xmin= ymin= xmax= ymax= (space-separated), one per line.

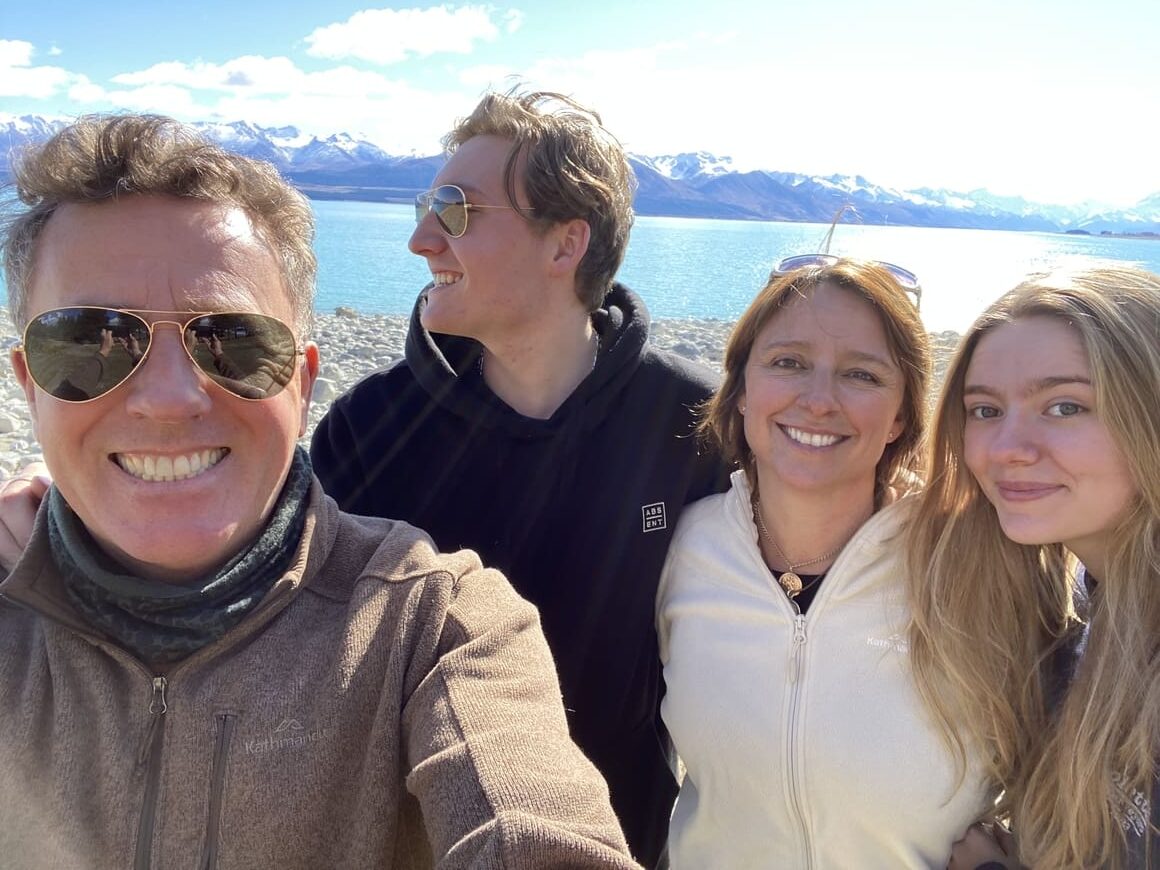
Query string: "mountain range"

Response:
xmin=3 ymin=115 xmax=1158 ymax=234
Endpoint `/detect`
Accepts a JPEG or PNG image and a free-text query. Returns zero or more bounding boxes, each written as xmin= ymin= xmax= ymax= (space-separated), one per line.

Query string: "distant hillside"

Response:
xmin=4 ymin=115 xmax=1158 ymax=234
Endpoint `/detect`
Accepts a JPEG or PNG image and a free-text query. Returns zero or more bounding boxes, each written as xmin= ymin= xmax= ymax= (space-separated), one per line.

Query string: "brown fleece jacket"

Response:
xmin=0 ymin=481 xmax=640 ymax=869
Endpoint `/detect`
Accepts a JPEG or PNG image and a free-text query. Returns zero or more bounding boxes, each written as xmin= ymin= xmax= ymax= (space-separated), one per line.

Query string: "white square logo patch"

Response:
xmin=642 ymin=502 xmax=667 ymax=533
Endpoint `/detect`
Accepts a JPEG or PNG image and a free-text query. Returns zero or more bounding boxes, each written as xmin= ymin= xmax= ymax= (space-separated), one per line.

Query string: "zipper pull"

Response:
xmin=139 ymin=676 xmax=169 ymax=766
xmin=149 ymin=676 xmax=168 ymax=715
xmin=789 ymin=614 xmax=807 ymax=683
xmin=793 ymin=614 xmax=807 ymax=645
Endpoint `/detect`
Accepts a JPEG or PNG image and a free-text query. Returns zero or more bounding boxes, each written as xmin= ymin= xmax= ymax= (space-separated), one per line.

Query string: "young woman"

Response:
xmin=657 ymin=257 xmax=990 ymax=867
xmin=909 ymin=266 xmax=1160 ymax=868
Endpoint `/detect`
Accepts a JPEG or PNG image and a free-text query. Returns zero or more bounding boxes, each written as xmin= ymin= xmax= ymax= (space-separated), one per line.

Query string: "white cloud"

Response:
xmin=303 ymin=4 xmax=519 ymax=65
xmin=48 ymin=45 xmax=63 ymax=57
xmin=105 ymin=84 xmax=203 ymax=116
xmin=0 ymin=38 xmax=97 ymax=100
xmin=111 ymin=55 xmax=408 ymax=99
xmin=503 ymin=9 xmax=523 ymax=33
xmin=67 ymin=80 xmax=107 ymax=103
xmin=0 ymin=39 xmax=35 ymax=67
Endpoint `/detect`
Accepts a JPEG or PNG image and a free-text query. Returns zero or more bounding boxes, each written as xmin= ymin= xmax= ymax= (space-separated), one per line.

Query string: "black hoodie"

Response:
xmin=311 ymin=283 xmax=728 ymax=866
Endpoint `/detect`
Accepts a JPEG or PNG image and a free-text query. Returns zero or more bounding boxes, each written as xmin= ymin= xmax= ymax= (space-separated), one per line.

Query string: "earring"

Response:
xmin=739 ymin=405 xmax=746 ymax=415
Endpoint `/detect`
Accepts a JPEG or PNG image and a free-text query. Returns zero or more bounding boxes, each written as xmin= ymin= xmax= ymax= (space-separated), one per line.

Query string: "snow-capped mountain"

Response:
xmin=2 ymin=115 xmax=1157 ymax=234
xmin=636 ymin=151 xmax=738 ymax=180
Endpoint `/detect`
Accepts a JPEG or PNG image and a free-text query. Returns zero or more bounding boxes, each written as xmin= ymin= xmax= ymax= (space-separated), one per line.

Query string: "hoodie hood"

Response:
xmin=404 ymin=282 xmax=651 ymax=437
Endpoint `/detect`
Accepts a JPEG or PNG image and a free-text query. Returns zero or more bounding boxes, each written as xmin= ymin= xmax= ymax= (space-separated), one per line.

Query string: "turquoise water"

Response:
xmin=314 ymin=201 xmax=1160 ymax=333
xmin=6 ymin=199 xmax=1158 ymax=335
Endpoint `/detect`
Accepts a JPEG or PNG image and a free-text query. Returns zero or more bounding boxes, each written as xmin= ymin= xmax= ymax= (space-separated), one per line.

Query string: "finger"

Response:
xmin=994 ymin=824 xmax=1018 ymax=857
xmin=947 ymin=825 xmax=1008 ymax=870
xmin=0 ymin=529 xmax=25 ymax=574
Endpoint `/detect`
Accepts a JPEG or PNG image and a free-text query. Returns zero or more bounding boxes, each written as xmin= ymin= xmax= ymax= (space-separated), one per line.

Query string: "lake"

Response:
xmin=314 ymin=200 xmax=1160 ymax=333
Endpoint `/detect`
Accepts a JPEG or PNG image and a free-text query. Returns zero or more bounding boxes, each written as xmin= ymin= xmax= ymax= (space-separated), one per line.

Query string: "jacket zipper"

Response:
xmin=786 ymin=611 xmax=814 ymax=870
xmin=200 ymin=712 xmax=237 ymax=870
xmin=134 ymin=675 xmax=168 ymax=870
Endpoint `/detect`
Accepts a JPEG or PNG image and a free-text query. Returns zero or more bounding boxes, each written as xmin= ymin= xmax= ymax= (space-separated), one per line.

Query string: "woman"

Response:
xmin=657 ymin=257 xmax=990 ymax=867
xmin=910 ymin=266 xmax=1160 ymax=868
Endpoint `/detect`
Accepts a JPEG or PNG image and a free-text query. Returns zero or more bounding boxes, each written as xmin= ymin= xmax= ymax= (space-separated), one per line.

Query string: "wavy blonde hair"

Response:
xmin=906 ymin=265 xmax=1160 ymax=866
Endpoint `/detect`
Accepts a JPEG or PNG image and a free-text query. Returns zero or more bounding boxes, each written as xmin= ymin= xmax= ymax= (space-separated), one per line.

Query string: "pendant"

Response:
xmin=779 ymin=571 xmax=803 ymax=598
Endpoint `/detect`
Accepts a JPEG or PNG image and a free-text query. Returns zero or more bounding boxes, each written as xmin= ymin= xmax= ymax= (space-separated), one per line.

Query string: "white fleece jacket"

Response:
xmin=657 ymin=472 xmax=989 ymax=869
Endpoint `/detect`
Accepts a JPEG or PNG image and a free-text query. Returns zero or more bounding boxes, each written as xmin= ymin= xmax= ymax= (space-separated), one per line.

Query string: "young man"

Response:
xmin=0 ymin=114 xmax=638 ymax=868
xmin=310 ymin=91 xmax=727 ymax=866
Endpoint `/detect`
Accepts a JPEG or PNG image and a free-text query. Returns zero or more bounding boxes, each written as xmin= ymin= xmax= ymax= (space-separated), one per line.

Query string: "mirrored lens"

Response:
xmin=876 ymin=261 xmax=920 ymax=291
xmin=774 ymin=254 xmax=838 ymax=274
xmin=23 ymin=308 xmax=299 ymax=402
xmin=416 ymin=186 xmax=468 ymax=237
xmin=184 ymin=313 xmax=298 ymax=399
xmin=771 ymin=254 xmax=921 ymax=305
xmin=23 ymin=308 xmax=150 ymax=401
xmin=430 ymin=185 xmax=469 ymax=237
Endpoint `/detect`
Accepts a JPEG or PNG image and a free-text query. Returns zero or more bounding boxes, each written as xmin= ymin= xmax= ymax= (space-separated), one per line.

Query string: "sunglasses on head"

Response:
xmin=771 ymin=254 xmax=923 ymax=309
xmin=18 ymin=307 xmax=304 ymax=403
xmin=414 ymin=183 xmax=534 ymax=238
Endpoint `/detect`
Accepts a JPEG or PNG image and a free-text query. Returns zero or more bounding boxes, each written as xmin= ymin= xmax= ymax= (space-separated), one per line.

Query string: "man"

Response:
xmin=0 ymin=114 xmax=638 ymax=868
xmin=310 ymin=91 xmax=727 ymax=866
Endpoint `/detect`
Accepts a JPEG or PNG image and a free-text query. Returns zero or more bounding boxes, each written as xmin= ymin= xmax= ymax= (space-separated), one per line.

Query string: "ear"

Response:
xmin=297 ymin=342 xmax=321 ymax=438
xmin=545 ymin=218 xmax=591 ymax=278
xmin=887 ymin=414 xmax=905 ymax=444
xmin=11 ymin=348 xmax=41 ymax=442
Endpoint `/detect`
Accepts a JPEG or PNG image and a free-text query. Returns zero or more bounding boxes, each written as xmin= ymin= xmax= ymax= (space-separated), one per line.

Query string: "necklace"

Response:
xmin=752 ymin=497 xmax=847 ymax=599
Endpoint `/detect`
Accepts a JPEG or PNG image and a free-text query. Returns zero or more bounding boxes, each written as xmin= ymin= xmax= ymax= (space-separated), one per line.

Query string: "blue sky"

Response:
xmin=3 ymin=0 xmax=1158 ymax=206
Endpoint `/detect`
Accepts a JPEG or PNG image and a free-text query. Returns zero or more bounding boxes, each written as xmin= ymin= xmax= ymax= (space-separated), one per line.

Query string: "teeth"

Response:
xmin=116 ymin=448 xmax=226 ymax=482
xmin=784 ymin=426 xmax=842 ymax=448
xmin=432 ymin=271 xmax=461 ymax=287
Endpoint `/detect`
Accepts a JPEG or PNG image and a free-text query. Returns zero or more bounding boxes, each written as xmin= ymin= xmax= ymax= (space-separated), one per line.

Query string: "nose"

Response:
xmin=797 ymin=368 xmax=840 ymax=416
xmin=408 ymin=208 xmax=448 ymax=257
xmin=987 ymin=411 xmax=1040 ymax=464
xmin=122 ymin=324 xmax=213 ymax=420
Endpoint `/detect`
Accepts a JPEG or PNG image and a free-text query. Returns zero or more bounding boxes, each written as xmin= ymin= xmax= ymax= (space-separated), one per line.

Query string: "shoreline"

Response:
xmin=0 ymin=312 xmax=963 ymax=475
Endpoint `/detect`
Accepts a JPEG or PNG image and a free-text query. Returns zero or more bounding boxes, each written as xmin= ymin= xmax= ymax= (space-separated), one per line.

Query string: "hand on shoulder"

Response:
xmin=0 ymin=462 xmax=51 ymax=573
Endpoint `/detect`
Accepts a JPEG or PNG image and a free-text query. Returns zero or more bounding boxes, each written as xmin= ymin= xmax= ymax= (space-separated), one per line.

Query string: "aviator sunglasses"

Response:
xmin=414 ymin=183 xmax=534 ymax=238
xmin=17 ymin=307 xmax=304 ymax=403
xmin=771 ymin=254 xmax=923 ymax=309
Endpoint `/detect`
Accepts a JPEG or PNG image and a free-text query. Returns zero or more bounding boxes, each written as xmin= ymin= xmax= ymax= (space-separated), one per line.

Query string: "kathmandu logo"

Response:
xmin=244 ymin=717 xmax=329 ymax=756
xmin=866 ymin=633 xmax=909 ymax=654
xmin=642 ymin=502 xmax=667 ymax=533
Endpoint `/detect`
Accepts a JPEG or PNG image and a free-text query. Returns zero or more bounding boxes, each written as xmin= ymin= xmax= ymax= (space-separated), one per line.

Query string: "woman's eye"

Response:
xmin=1046 ymin=401 xmax=1086 ymax=417
xmin=770 ymin=357 xmax=802 ymax=370
xmin=847 ymin=369 xmax=880 ymax=384
xmin=967 ymin=405 xmax=1001 ymax=420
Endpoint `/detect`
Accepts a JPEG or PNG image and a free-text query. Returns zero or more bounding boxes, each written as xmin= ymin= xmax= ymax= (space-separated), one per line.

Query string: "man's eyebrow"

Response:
xmin=964 ymin=375 xmax=1092 ymax=398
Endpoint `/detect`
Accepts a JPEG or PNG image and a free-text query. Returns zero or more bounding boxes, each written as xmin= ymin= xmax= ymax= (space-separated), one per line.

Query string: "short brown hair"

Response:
xmin=3 ymin=114 xmax=316 ymax=335
xmin=444 ymin=89 xmax=634 ymax=312
xmin=700 ymin=258 xmax=931 ymax=504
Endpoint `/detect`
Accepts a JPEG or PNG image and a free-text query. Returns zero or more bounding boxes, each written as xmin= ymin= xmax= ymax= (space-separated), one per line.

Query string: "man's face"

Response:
xmin=12 ymin=196 xmax=318 ymax=584
xmin=408 ymin=134 xmax=562 ymax=344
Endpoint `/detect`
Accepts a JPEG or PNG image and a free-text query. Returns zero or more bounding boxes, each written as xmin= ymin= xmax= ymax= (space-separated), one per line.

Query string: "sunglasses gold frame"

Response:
xmin=414 ymin=183 xmax=535 ymax=238
xmin=17 ymin=307 xmax=305 ymax=403
xmin=770 ymin=254 xmax=923 ymax=310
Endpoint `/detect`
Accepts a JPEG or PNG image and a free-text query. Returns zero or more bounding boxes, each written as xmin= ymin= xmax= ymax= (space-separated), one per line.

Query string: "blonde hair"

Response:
xmin=3 ymin=114 xmax=316 ymax=336
xmin=699 ymin=258 xmax=930 ymax=505
xmin=444 ymin=89 xmax=634 ymax=311
xmin=906 ymin=265 xmax=1160 ymax=866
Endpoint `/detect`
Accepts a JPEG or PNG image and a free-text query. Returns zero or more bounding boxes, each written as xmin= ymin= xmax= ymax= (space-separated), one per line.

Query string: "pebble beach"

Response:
xmin=0 ymin=310 xmax=963 ymax=476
